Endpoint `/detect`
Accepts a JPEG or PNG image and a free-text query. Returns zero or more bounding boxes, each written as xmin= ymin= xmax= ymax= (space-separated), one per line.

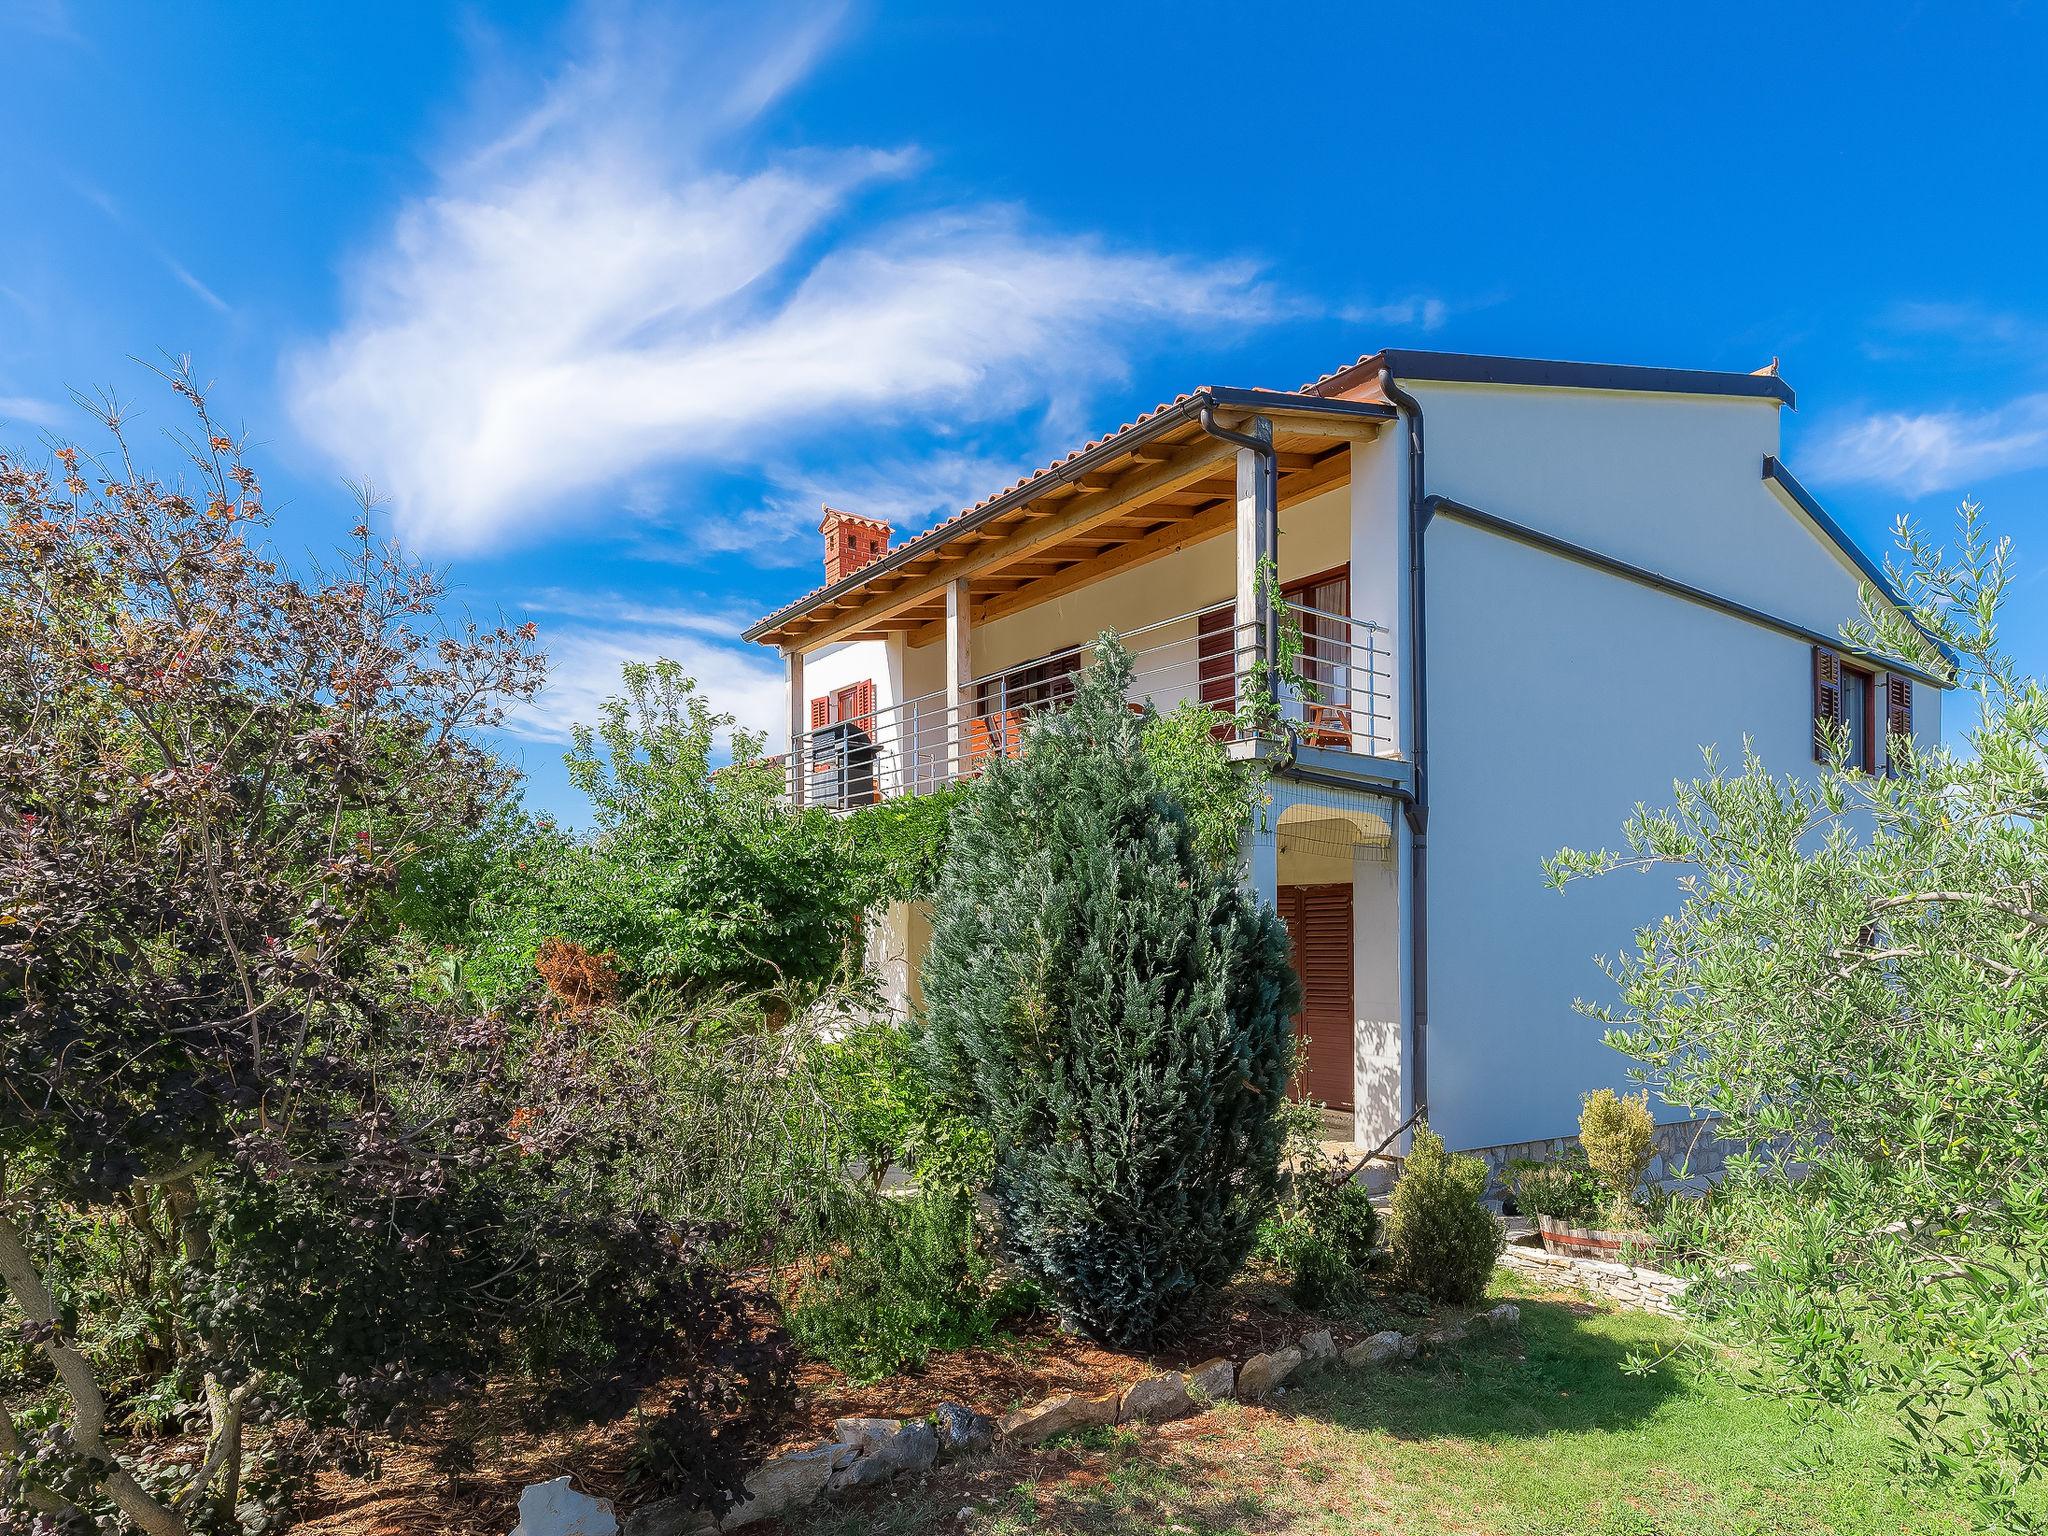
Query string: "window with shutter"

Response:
xmin=809 ymin=695 xmax=829 ymax=730
xmin=1197 ymin=605 xmax=1236 ymax=736
xmin=1814 ymin=647 xmax=1882 ymax=771
xmin=1884 ymin=675 xmax=1914 ymax=774
xmin=1811 ymin=647 xmax=1842 ymax=763
xmin=848 ymin=678 xmax=876 ymax=734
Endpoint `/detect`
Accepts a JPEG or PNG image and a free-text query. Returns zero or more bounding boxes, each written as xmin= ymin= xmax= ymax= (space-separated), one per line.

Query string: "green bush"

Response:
xmin=920 ymin=636 xmax=1297 ymax=1348
xmin=1257 ymin=1102 xmax=1382 ymax=1308
xmin=785 ymin=1193 xmax=1034 ymax=1382
xmin=1578 ymin=1088 xmax=1656 ymax=1213
xmin=461 ymin=660 xmax=865 ymax=1001
xmin=1500 ymin=1154 xmax=1604 ymax=1225
xmin=1140 ymin=700 xmax=1255 ymax=873
xmin=811 ymin=1015 xmax=992 ymax=1197
xmin=1388 ymin=1123 xmax=1504 ymax=1304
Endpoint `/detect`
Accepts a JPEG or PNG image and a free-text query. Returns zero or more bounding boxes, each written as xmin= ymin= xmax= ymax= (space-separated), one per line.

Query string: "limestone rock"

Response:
xmin=1340 ymin=1329 xmax=1406 ymax=1368
xmin=934 ymin=1401 xmax=996 ymax=1457
xmin=1186 ymin=1357 xmax=1235 ymax=1402
xmin=998 ymin=1390 xmax=1118 ymax=1447
xmin=1118 ymin=1372 xmax=1192 ymax=1423
xmin=832 ymin=1417 xmax=904 ymax=1455
xmin=825 ymin=1420 xmax=938 ymax=1492
xmin=511 ymin=1478 xmax=618 ymax=1536
xmin=718 ymin=1444 xmax=836 ymax=1531
xmin=1235 ymin=1346 xmax=1303 ymax=1398
xmin=1425 ymin=1320 xmax=1468 ymax=1348
xmin=620 ymin=1496 xmax=713 ymax=1536
xmin=1483 ymin=1302 xmax=1521 ymax=1329
xmin=1299 ymin=1328 xmax=1336 ymax=1364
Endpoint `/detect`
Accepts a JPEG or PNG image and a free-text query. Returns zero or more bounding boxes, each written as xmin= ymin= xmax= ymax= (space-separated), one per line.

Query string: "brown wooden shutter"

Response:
xmin=1884 ymin=674 xmax=1913 ymax=774
xmin=1278 ymin=883 xmax=1355 ymax=1111
xmin=849 ymin=678 xmax=876 ymax=734
xmin=1812 ymin=646 xmax=1843 ymax=762
xmin=809 ymin=695 xmax=830 ymax=729
xmin=1197 ymin=605 xmax=1236 ymax=735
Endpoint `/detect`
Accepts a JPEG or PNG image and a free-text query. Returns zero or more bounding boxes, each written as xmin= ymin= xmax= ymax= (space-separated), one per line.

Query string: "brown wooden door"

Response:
xmin=1278 ymin=883 xmax=1354 ymax=1110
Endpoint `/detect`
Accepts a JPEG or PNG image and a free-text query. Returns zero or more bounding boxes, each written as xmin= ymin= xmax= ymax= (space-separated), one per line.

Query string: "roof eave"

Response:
xmin=1309 ymin=349 xmax=1797 ymax=408
xmin=741 ymin=389 xmax=1394 ymax=645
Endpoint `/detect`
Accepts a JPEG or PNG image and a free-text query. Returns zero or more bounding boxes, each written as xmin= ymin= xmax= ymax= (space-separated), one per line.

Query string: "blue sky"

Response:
xmin=5 ymin=1 xmax=2047 ymax=822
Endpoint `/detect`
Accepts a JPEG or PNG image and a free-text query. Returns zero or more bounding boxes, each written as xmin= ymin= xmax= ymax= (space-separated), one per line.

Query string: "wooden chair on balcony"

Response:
xmin=1301 ymin=700 xmax=1354 ymax=750
xmin=964 ymin=710 xmax=1025 ymax=774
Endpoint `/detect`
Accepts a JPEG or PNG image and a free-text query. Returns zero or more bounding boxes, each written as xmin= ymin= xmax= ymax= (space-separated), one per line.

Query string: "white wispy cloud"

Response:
xmin=1875 ymin=299 xmax=2048 ymax=353
xmin=1806 ymin=393 xmax=2048 ymax=496
xmin=696 ymin=449 xmax=1028 ymax=567
xmin=285 ymin=7 xmax=1282 ymax=557
xmin=501 ymin=610 xmax=785 ymax=749
xmin=498 ymin=581 xmax=782 ymax=747
xmin=164 ymin=258 xmax=230 ymax=314
xmin=1337 ymin=295 xmax=1451 ymax=331
xmin=71 ymin=182 xmax=232 ymax=313
xmin=0 ymin=395 xmax=70 ymax=429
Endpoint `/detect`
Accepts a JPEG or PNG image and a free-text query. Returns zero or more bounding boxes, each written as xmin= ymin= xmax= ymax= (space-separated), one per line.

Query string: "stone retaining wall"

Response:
xmin=505 ymin=1304 xmax=1525 ymax=1536
xmin=1468 ymin=1116 xmax=1738 ymax=1196
xmin=1496 ymin=1240 xmax=1689 ymax=1316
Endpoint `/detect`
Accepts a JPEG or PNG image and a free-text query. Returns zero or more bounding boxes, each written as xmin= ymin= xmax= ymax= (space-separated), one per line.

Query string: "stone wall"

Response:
xmin=1467 ymin=1115 xmax=1738 ymax=1196
xmin=1496 ymin=1239 xmax=1689 ymax=1316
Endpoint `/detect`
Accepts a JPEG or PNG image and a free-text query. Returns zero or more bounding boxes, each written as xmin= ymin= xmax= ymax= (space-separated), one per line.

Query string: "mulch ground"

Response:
xmin=293 ymin=1277 xmax=1422 ymax=1536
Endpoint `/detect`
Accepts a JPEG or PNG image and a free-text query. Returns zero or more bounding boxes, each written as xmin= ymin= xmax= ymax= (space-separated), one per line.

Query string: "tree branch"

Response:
xmin=0 ymin=1208 xmax=189 ymax=1536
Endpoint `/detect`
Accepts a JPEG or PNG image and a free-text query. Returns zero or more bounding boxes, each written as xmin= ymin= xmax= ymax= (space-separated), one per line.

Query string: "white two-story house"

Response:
xmin=742 ymin=349 xmax=1949 ymax=1164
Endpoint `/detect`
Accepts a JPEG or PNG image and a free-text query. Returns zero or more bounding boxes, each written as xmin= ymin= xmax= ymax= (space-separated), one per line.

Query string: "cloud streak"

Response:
xmin=500 ymin=598 xmax=785 ymax=749
xmin=285 ymin=8 xmax=1281 ymax=557
xmin=1807 ymin=393 xmax=2048 ymax=496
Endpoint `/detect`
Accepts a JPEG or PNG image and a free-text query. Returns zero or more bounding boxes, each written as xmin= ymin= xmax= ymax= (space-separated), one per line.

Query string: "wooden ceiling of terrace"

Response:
xmin=774 ymin=417 xmax=1365 ymax=650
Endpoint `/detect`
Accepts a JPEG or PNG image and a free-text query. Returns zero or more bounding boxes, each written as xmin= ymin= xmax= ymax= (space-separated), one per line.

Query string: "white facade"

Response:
xmin=762 ymin=356 xmax=1947 ymax=1156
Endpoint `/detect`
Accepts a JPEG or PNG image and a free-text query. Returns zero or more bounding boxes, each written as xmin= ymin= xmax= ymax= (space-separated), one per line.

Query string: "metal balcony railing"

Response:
xmin=793 ymin=604 xmax=1392 ymax=809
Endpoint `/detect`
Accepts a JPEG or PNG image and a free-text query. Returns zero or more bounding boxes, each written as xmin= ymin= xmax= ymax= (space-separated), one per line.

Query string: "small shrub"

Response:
xmin=1500 ymin=1154 xmax=1604 ymax=1225
xmin=1579 ymin=1088 xmax=1656 ymax=1213
xmin=1258 ymin=1102 xmax=1381 ymax=1308
xmin=1388 ymin=1123 xmax=1504 ymax=1304
xmin=786 ymin=1193 xmax=1035 ymax=1382
xmin=812 ymin=1017 xmax=992 ymax=1198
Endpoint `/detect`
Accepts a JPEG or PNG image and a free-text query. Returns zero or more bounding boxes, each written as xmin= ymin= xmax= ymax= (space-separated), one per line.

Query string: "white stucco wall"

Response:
xmin=888 ymin=483 xmax=1364 ymax=721
xmin=1412 ymin=381 xmax=1944 ymax=1151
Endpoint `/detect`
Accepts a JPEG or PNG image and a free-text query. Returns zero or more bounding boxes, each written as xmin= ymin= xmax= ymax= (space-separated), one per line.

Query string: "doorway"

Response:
xmin=1277 ymin=881 xmax=1355 ymax=1110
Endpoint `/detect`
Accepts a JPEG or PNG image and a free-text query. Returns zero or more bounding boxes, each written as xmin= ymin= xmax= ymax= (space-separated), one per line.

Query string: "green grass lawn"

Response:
xmin=784 ymin=1273 xmax=1968 ymax=1536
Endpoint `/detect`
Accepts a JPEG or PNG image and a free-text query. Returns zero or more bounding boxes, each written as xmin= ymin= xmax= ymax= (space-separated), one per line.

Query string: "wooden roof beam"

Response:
xmin=788 ymin=439 xmax=1238 ymax=650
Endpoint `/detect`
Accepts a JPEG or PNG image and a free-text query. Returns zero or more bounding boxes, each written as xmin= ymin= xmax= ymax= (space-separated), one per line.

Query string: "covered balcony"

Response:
xmin=792 ymin=603 xmax=1392 ymax=808
xmin=743 ymin=385 xmax=1410 ymax=813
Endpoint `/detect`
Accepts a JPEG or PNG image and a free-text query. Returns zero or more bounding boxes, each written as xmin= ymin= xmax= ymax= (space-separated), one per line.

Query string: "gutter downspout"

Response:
xmin=1378 ymin=368 xmax=1430 ymax=1131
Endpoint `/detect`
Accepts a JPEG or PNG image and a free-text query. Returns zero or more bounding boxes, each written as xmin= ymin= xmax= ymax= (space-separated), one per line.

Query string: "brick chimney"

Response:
xmin=820 ymin=505 xmax=892 ymax=585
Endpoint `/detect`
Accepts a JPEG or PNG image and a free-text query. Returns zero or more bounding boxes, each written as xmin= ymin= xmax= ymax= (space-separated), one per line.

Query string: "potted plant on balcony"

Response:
xmin=1528 ymin=1089 xmax=1660 ymax=1262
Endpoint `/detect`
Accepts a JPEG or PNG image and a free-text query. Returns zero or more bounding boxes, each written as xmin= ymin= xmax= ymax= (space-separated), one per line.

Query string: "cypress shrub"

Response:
xmin=1388 ymin=1122 xmax=1505 ymax=1304
xmin=919 ymin=636 xmax=1298 ymax=1347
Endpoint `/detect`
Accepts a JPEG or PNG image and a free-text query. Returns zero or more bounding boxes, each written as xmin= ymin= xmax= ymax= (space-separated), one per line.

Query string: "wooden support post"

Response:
xmin=946 ymin=578 xmax=973 ymax=781
xmin=784 ymin=646 xmax=806 ymax=808
xmin=1232 ymin=416 xmax=1276 ymax=709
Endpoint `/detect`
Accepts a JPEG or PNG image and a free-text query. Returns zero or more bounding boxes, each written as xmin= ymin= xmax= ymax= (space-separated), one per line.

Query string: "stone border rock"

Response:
xmin=1497 ymin=1237 xmax=1688 ymax=1315
xmin=514 ymin=1306 xmax=1524 ymax=1535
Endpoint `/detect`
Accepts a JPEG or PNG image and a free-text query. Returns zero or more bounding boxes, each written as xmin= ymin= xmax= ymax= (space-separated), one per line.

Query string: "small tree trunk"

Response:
xmin=0 ymin=1402 xmax=89 ymax=1524
xmin=0 ymin=1208 xmax=190 ymax=1536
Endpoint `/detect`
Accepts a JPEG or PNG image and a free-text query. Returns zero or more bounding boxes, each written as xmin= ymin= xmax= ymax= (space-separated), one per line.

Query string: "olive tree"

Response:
xmin=1548 ymin=504 xmax=2048 ymax=1530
